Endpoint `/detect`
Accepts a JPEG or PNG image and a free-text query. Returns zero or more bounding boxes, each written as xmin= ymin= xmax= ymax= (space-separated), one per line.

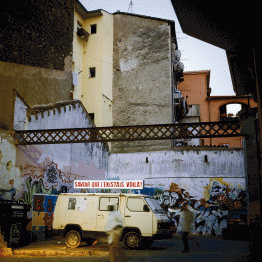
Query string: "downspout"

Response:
xmin=208 ymin=98 xmax=212 ymax=146
xmin=207 ymin=73 xmax=212 ymax=146
xmin=170 ymin=23 xmax=176 ymax=147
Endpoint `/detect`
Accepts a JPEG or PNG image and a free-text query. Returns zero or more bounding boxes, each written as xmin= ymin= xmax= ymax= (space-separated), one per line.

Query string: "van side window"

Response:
xmin=68 ymin=198 xmax=76 ymax=210
xmin=127 ymin=198 xmax=145 ymax=212
xmin=99 ymin=197 xmax=119 ymax=211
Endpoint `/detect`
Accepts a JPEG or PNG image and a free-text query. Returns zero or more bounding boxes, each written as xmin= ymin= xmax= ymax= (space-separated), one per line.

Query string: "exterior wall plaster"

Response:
xmin=14 ymin=100 xmax=109 ymax=215
xmin=0 ymin=131 xmax=23 ymax=200
xmin=112 ymin=14 xmax=173 ymax=153
xmin=108 ymin=148 xmax=246 ymax=235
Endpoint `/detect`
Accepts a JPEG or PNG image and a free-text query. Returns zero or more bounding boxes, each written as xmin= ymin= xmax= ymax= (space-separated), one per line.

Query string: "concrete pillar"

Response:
xmin=241 ymin=112 xmax=261 ymax=258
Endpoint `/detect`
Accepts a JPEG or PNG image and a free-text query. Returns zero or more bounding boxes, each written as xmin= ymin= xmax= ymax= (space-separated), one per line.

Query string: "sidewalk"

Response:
xmin=12 ymin=238 xmax=109 ymax=257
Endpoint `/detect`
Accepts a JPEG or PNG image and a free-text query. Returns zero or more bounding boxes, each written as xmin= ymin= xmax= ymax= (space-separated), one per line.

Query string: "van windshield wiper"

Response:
xmin=154 ymin=209 xmax=165 ymax=213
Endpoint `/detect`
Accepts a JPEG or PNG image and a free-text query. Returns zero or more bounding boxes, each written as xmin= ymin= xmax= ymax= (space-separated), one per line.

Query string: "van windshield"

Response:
xmin=145 ymin=197 xmax=165 ymax=214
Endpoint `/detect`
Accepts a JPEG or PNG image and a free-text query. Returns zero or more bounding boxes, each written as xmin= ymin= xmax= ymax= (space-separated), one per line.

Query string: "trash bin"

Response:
xmin=0 ymin=199 xmax=29 ymax=247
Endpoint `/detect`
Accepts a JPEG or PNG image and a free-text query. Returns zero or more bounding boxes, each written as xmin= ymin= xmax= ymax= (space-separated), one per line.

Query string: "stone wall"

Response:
xmin=112 ymin=13 xmax=173 ymax=153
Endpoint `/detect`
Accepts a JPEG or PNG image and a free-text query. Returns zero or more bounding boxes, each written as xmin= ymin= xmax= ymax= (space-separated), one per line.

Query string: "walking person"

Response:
xmin=177 ymin=201 xmax=201 ymax=252
xmin=105 ymin=202 xmax=126 ymax=262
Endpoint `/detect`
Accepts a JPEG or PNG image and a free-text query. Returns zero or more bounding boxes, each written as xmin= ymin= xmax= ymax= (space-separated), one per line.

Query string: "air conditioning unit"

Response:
xmin=77 ymin=27 xmax=89 ymax=40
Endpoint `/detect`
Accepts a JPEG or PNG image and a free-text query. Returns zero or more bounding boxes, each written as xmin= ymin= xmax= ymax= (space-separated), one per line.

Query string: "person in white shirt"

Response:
xmin=105 ymin=202 xmax=126 ymax=262
xmin=177 ymin=202 xmax=201 ymax=252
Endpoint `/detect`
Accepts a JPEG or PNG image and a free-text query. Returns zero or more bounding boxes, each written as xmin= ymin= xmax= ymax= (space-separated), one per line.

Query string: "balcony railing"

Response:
xmin=219 ymin=116 xmax=240 ymax=122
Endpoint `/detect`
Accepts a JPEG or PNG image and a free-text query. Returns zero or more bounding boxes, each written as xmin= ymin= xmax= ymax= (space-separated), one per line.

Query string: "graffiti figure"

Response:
xmin=44 ymin=163 xmax=59 ymax=184
xmin=18 ymin=177 xmax=53 ymax=207
xmin=153 ymin=182 xmax=246 ymax=236
xmin=0 ymin=188 xmax=16 ymax=201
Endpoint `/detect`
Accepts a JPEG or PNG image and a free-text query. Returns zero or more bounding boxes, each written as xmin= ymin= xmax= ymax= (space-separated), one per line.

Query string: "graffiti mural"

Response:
xmin=44 ymin=163 xmax=60 ymax=184
xmin=32 ymin=194 xmax=58 ymax=240
xmin=153 ymin=181 xmax=246 ymax=236
xmin=0 ymin=179 xmax=16 ymax=201
xmin=0 ymin=187 xmax=16 ymax=201
xmin=18 ymin=163 xmax=77 ymax=210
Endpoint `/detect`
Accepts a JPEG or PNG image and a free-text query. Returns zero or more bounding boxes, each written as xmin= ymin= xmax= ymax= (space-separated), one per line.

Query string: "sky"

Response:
xmin=80 ymin=0 xmax=239 ymax=113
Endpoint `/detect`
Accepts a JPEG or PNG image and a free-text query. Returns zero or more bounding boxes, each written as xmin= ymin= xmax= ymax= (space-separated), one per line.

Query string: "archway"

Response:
xmin=219 ymin=103 xmax=249 ymax=121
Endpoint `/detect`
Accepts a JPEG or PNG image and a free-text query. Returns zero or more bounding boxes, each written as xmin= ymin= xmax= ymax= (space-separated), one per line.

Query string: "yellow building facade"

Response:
xmin=73 ymin=2 xmax=113 ymax=127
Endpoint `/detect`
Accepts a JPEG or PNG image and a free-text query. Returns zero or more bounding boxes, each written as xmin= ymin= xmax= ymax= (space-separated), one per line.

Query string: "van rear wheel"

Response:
xmin=65 ymin=230 xmax=81 ymax=248
xmin=124 ymin=232 xmax=141 ymax=249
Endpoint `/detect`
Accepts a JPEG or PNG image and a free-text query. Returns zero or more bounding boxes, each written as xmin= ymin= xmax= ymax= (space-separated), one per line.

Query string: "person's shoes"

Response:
xmin=181 ymin=250 xmax=189 ymax=253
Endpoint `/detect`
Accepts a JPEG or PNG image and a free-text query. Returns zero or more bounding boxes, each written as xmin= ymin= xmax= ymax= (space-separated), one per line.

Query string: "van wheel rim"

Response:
xmin=126 ymin=234 xmax=139 ymax=248
xmin=68 ymin=232 xmax=79 ymax=246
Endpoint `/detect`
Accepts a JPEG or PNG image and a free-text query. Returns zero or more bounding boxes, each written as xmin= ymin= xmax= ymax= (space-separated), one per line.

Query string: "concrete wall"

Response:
xmin=108 ymin=148 xmax=246 ymax=235
xmin=108 ymin=149 xmax=245 ymax=192
xmin=112 ymin=13 xmax=173 ymax=153
xmin=15 ymin=100 xmax=109 ymax=213
xmin=0 ymin=62 xmax=73 ymax=130
xmin=0 ymin=94 xmax=29 ymax=201
xmin=0 ymin=131 xmax=23 ymax=200
xmin=0 ymin=0 xmax=74 ymax=71
xmin=0 ymin=0 xmax=74 ymax=131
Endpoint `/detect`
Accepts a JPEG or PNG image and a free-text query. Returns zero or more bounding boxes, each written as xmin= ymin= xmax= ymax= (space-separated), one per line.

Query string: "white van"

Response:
xmin=53 ymin=193 xmax=172 ymax=249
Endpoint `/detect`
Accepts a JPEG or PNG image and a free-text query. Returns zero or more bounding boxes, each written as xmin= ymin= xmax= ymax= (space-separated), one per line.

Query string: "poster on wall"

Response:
xmin=74 ymin=180 xmax=143 ymax=189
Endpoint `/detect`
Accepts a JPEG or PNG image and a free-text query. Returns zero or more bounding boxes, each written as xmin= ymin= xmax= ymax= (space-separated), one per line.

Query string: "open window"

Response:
xmin=89 ymin=67 xmax=96 ymax=78
xmin=90 ymin=24 xmax=97 ymax=34
xmin=219 ymin=103 xmax=247 ymax=121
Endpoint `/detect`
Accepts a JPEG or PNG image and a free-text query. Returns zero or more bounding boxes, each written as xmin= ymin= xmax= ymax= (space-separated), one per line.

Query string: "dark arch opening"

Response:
xmin=219 ymin=103 xmax=249 ymax=121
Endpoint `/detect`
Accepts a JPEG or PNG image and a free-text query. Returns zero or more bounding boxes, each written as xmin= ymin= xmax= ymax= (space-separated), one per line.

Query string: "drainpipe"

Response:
xmin=171 ymin=27 xmax=175 ymax=147
xmin=208 ymin=98 xmax=212 ymax=146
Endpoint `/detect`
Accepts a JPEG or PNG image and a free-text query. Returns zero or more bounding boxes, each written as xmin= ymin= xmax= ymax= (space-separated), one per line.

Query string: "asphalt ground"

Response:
xmin=1 ymin=235 xmax=255 ymax=262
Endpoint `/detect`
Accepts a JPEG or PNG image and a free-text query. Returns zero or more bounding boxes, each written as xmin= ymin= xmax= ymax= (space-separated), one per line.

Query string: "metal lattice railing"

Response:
xmin=13 ymin=121 xmax=242 ymax=145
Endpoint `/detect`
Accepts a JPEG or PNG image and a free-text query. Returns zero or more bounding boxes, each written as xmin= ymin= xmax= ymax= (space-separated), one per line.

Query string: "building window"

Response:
xmin=89 ymin=113 xmax=94 ymax=122
xmin=90 ymin=24 xmax=97 ymax=34
xmin=89 ymin=67 xmax=96 ymax=78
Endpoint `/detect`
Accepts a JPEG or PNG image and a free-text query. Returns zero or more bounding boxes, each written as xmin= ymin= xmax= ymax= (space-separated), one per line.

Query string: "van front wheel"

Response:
xmin=65 ymin=230 xmax=81 ymax=248
xmin=124 ymin=232 xmax=141 ymax=249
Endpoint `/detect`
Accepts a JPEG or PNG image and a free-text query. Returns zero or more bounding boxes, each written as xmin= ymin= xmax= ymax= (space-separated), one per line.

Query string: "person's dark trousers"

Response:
xmin=182 ymin=232 xmax=189 ymax=252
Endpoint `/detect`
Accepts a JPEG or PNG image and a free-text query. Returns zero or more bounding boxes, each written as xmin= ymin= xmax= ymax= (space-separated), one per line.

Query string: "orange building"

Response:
xmin=176 ymin=70 xmax=257 ymax=147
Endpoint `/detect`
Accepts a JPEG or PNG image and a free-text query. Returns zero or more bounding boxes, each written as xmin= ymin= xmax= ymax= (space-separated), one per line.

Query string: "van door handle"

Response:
xmin=125 ymin=215 xmax=131 ymax=217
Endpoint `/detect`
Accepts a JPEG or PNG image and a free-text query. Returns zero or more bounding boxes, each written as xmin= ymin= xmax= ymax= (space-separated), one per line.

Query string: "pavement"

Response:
xmin=2 ymin=235 xmax=254 ymax=261
xmin=10 ymin=237 xmax=110 ymax=257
